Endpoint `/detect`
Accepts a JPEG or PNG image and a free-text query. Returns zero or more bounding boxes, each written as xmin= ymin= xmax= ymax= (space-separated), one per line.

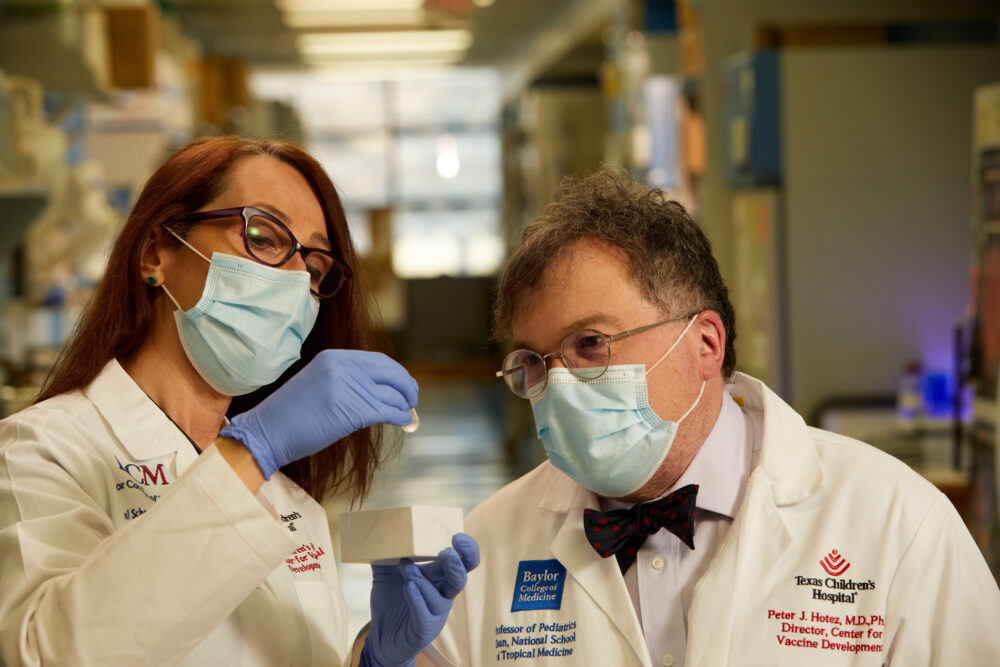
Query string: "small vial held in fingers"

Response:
xmin=401 ymin=408 xmax=420 ymax=433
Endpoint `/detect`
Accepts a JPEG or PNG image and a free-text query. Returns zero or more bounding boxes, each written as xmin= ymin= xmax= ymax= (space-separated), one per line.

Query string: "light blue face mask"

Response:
xmin=160 ymin=231 xmax=320 ymax=396
xmin=529 ymin=315 xmax=705 ymax=498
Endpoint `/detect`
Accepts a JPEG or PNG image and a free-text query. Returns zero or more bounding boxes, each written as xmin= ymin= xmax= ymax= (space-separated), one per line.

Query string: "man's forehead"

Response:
xmin=510 ymin=311 xmax=626 ymax=351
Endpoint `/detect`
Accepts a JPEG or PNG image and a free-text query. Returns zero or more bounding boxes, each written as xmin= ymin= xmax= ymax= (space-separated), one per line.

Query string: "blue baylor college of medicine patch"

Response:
xmin=511 ymin=559 xmax=567 ymax=612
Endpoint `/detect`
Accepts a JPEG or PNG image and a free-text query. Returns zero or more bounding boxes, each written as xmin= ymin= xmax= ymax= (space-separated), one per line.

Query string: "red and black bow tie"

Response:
xmin=583 ymin=483 xmax=699 ymax=574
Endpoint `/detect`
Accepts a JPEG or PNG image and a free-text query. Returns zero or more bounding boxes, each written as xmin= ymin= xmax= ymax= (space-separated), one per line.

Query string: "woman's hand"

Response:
xmin=220 ymin=349 xmax=418 ymax=479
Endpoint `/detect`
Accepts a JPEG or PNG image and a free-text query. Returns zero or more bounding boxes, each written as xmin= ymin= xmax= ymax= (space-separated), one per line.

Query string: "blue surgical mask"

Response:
xmin=529 ymin=315 xmax=704 ymax=498
xmin=160 ymin=232 xmax=319 ymax=396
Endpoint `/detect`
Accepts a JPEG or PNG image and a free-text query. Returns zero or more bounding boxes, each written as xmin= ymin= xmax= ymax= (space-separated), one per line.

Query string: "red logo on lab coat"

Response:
xmin=820 ymin=549 xmax=850 ymax=576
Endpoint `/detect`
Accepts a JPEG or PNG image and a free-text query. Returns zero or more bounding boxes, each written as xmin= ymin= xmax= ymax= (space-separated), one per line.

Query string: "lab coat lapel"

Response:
xmin=85 ymin=360 xmax=199 ymax=474
xmin=687 ymin=373 xmax=822 ymax=666
xmin=545 ymin=475 xmax=652 ymax=667
xmin=686 ymin=468 xmax=791 ymax=665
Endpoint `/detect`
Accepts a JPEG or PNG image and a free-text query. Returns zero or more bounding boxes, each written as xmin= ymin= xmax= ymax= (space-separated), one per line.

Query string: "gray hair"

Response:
xmin=493 ymin=166 xmax=736 ymax=378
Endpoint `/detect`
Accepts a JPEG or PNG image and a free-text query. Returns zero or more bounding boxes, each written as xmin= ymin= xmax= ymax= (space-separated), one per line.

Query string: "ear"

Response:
xmin=695 ymin=310 xmax=726 ymax=380
xmin=139 ymin=226 xmax=172 ymax=287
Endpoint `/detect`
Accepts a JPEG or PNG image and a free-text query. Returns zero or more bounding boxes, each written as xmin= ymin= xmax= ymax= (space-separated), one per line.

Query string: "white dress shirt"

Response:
xmin=599 ymin=389 xmax=761 ymax=667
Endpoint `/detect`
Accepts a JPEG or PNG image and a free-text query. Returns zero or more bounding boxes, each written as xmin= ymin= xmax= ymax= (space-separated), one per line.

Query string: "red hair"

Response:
xmin=35 ymin=136 xmax=392 ymax=504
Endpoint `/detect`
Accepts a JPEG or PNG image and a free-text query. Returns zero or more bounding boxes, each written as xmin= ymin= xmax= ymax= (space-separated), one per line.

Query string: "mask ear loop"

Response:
xmin=165 ymin=226 xmax=212 ymax=263
xmin=645 ymin=313 xmax=699 ymax=376
xmin=157 ymin=227 xmax=212 ymax=313
xmin=159 ymin=282 xmax=183 ymax=312
xmin=677 ymin=379 xmax=706 ymax=426
xmin=643 ymin=313 xmax=705 ymax=426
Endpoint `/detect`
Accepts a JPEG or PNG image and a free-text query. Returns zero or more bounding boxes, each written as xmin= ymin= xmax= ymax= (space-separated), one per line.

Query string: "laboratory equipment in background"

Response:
xmin=895 ymin=362 xmax=924 ymax=433
xmin=731 ymin=187 xmax=785 ymax=396
xmin=0 ymin=70 xmax=68 ymax=415
xmin=0 ymin=5 xmax=205 ymax=418
xmin=614 ymin=9 xmax=702 ymax=216
xmin=723 ymin=50 xmax=786 ymax=400
xmin=722 ymin=44 xmax=1000 ymax=425
xmin=968 ymin=81 xmax=1000 ymax=578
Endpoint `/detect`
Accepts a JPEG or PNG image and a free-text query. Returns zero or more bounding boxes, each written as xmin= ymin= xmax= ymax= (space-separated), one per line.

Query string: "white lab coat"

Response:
xmin=431 ymin=373 xmax=1000 ymax=666
xmin=0 ymin=360 xmax=349 ymax=666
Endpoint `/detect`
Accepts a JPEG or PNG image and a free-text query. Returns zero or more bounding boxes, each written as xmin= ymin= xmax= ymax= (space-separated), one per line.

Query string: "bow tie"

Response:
xmin=583 ymin=484 xmax=699 ymax=574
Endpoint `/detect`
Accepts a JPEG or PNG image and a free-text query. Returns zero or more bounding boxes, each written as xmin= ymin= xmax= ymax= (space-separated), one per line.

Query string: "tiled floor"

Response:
xmin=326 ymin=376 xmax=519 ymax=642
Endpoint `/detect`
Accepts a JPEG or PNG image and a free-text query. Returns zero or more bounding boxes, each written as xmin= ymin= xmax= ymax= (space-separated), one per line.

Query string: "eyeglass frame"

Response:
xmin=495 ymin=311 xmax=701 ymax=398
xmin=168 ymin=205 xmax=352 ymax=299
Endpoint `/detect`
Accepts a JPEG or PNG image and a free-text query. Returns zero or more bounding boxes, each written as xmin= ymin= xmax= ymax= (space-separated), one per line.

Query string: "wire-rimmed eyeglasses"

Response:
xmin=496 ymin=312 xmax=700 ymax=399
xmin=171 ymin=206 xmax=352 ymax=299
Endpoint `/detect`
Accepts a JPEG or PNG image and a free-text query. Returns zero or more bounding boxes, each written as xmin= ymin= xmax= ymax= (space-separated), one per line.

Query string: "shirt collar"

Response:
xmin=84 ymin=360 xmax=197 ymax=465
xmin=668 ymin=390 xmax=749 ymax=519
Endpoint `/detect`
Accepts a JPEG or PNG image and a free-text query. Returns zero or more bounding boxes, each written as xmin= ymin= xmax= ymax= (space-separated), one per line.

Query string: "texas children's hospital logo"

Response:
xmin=820 ymin=549 xmax=849 ymax=576
xmin=795 ymin=549 xmax=875 ymax=604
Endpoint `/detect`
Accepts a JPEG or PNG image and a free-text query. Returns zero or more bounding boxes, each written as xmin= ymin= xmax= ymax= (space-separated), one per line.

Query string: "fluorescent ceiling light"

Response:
xmin=309 ymin=66 xmax=459 ymax=83
xmin=302 ymin=53 xmax=464 ymax=67
xmin=298 ymin=30 xmax=472 ymax=56
xmin=304 ymin=59 xmax=462 ymax=79
xmin=277 ymin=0 xmax=424 ymax=9
xmin=283 ymin=10 xmax=426 ymax=28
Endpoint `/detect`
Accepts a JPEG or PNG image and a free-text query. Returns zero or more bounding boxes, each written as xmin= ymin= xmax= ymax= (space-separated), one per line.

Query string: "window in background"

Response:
xmin=394 ymin=129 xmax=501 ymax=206
xmin=393 ymin=208 xmax=503 ymax=278
xmin=311 ymin=134 xmax=391 ymax=210
xmin=250 ymin=68 xmax=502 ymax=279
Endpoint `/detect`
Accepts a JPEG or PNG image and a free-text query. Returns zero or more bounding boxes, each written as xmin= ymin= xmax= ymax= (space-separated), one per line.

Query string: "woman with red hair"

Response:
xmin=0 ymin=136 xmax=477 ymax=666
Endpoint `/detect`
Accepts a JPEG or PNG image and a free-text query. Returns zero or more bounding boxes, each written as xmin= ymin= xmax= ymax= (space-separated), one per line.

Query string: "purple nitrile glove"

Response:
xmin=221 ymin=349 xmax=418 ymax=478
xmin=359 ymin=534 xmax=480 ymax=667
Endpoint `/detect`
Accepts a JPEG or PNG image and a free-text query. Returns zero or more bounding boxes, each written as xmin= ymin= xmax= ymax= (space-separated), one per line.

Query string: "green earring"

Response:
xmin=146 ymin=276 xmax=157 ymax=285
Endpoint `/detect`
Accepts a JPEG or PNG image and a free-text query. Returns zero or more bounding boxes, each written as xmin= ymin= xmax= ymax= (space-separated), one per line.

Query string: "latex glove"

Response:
xmin=360 ymin=534 xmax=480 ymax=667
xmin=220 ymin=349 xmax=418 ymax=479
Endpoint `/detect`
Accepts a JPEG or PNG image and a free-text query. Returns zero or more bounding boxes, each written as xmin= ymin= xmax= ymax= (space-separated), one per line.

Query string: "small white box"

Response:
xmin=339 ymin=505 xmax=464 ymax=564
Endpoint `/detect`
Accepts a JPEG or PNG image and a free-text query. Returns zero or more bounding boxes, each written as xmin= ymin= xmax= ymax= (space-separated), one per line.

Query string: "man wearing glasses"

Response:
xmin=425 ymin=167 xmax=1000 ymax=666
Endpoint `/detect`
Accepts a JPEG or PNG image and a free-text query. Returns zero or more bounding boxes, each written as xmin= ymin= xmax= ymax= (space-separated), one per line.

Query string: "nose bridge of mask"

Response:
xmin=531 ymin=364 xmax=642 ymax=407
xmin=541 ymin=365 xmax=646 ymax=407
xmin=644 ymin=314 xmax=698 ymax=377
xmin=162 ymin=227 xmax=313 ymax=312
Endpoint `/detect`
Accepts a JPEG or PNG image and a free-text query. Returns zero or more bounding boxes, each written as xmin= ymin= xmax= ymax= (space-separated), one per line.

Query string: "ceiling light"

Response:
xmin=298 ymin=30 xmax=472 ymax=56
xmin=307 ymin=62 xmax=461 ymax=81
xmin=277 ymin=0 xmax=424 ymax=10
xmin=436 ymin=133 xmax=460 ymax=179
xmin=282 ymin=9 xmax=426 ymax=28
xmin=301 ymin=54 xmax=464 ymax=68
xmin=436 ymin=153 xmax=461 ymax=179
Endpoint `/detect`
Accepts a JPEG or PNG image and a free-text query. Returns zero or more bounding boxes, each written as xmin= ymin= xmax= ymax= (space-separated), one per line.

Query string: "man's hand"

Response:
xmin=359 ymin=534 xmax=479 ymax=667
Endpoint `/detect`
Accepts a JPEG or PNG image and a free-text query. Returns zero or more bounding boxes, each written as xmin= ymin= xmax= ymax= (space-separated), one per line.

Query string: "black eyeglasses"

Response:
xmin=173 ymin=206 xmax=352 ymax=298
xmin=496 ymin=312 xmax=700 ymax=399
